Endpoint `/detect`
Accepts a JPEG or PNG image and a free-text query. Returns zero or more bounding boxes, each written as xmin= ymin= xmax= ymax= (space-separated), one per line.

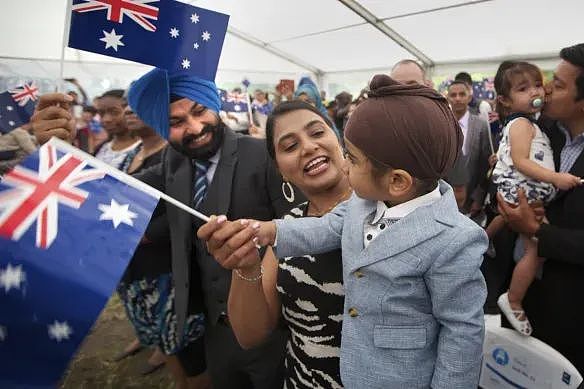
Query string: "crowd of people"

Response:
xmin=1 ymin=41 xmax=583 ymax=388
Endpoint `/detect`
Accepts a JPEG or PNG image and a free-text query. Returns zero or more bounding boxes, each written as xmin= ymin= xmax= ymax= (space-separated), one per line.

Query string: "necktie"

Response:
xmin=193 ymin=160 xmax=211 ymax=209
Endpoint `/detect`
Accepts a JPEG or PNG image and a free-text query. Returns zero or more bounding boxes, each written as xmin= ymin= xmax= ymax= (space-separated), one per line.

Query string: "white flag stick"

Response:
xmin=49 ymin=138 xmax=211 ymax=222
xmin=486 ymin=123 xmax=496 ymax=155
xmin=244 ymin=89 xmax=253 ymax=127
xmin=58 ymin=0 xmax=73 ymax=93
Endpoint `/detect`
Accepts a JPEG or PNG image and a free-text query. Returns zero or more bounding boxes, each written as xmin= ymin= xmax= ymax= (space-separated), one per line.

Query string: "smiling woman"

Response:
xmin=222 ymin=100 xmax=352 ymax=388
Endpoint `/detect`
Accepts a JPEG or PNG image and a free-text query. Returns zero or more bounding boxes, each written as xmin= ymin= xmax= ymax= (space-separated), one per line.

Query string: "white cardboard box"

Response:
xmin=480 ymin=327 xmax=582 ymax=389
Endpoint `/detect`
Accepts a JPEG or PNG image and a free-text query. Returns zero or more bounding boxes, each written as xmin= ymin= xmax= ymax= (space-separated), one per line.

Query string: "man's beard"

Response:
xmin=170 ymin=122 xmax=225 ymax=160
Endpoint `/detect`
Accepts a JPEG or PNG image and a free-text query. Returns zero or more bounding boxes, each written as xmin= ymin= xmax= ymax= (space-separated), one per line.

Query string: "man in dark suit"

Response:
xmin=446 ymin=80 xmax=494 ymax=215
xmin=31 ymin=69 xmax=296 ymax=389
xmin=127 ymin=69 xmax=295 ymax=389
xmin=498 ymin=43 xmax=584 ymax=376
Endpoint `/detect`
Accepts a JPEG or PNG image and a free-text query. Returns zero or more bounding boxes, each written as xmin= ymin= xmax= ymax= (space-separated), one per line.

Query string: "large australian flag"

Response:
xmin=68 ymin=0 xmax=230 ymax=80
xmin=0 ymin=139 xmax=159 ymax=387
xmin=0 ymin=82 xmax=39 ymax=134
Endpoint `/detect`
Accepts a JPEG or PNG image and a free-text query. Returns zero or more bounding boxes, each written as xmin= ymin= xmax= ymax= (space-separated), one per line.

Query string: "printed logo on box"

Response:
xmin=492 ymin=348 xmax=509 ymax=366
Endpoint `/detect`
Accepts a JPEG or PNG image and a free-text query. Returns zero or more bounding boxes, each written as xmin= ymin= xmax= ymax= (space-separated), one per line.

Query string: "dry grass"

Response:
xmin=60 ymin=295 xmax=174 ymax=389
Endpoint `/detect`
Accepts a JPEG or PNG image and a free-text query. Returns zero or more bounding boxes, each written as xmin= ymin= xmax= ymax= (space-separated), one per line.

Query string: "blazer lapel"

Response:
xmin=349 ymin=182 xmax=457 ymax=272
xmin=166 ymin=148 xmax=195 ymax=257
xmin=466 ymin=114 xmax=479 ymax=159
xmin=200 ymin=128 xmax=238 ymax=217
xmin=569 ymin=147 xmax=584 ymax=177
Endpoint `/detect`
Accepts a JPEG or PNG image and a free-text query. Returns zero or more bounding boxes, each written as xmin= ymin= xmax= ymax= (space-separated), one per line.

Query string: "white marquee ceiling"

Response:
xmin=0 ymin=0 xmax=582 ymax=96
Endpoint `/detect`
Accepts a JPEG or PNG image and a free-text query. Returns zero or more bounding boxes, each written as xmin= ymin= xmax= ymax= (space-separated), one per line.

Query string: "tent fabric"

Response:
xmin=0 ymin=0 xmax=582 ymax=98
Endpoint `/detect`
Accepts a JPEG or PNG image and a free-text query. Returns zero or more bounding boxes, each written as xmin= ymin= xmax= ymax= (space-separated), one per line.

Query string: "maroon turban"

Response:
xmin=344 ymin=74 xmax=462 ymax=180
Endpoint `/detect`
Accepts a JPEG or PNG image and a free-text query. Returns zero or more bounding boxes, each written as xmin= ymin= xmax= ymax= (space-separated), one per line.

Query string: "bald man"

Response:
xmin=390 ymin=59 xmax=433 ymax=88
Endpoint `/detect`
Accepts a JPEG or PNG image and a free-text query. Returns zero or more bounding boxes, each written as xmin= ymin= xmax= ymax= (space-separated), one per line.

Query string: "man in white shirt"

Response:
xmin=447 ymin=81 xmax=493 ymax=215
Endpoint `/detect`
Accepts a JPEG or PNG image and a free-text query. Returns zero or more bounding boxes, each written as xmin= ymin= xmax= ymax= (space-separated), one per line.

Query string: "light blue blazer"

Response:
xmin=274 ymin=181 xmax=487 ymax=389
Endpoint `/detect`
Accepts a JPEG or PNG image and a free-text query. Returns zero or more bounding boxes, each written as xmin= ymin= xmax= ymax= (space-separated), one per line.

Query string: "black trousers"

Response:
xmin=481 ymin=224 xmax=517 ymax=314
xmin=178 ymin=320 xmax=287 ymax=389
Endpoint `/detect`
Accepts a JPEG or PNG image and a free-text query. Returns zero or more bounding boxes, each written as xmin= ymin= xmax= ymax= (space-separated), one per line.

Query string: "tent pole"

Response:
xmin=337 ymin=0 xmax=434 ymax=67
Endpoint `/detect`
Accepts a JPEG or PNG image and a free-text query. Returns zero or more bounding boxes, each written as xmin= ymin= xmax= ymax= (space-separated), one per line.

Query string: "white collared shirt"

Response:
xmin=458 ymin=110 xmax=470 ymax=156
xmin=363 ymin=185 xmax=441 ymax=248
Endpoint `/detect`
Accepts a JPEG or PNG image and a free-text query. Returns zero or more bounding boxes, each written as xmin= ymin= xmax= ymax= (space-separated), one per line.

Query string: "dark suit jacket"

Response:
xmin=523 ymin=120 xmax=584 ymax=373
xmin=463 ymin=113 xmax=492 ymax=211
xmin=135 ymin=128 xmax=295 ymax=336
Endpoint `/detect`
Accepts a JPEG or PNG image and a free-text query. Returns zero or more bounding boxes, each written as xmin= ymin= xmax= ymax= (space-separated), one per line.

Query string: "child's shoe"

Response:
xmin=497 ymin=292 xmax=532 ymax=336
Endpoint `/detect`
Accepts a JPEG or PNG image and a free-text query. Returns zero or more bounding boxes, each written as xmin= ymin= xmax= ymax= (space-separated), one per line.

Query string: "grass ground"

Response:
xmin=60 ymin=295 xmax=174 ymax=389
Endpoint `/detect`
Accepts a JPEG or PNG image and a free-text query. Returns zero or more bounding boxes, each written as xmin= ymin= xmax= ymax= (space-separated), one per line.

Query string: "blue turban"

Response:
xmin=128 ymin=68 xmax=221 ymax=139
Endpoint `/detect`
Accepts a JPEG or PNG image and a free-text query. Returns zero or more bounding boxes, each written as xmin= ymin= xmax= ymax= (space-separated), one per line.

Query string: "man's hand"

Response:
xmin=31 ymin=93 xmax=75 ymax=145
xmin=497 ymin=189 xmax=542 ymax=236
xmin=197 ymin=216 xmax=276 ymax=270
xmin=488 ymin=154 xmax=498 ymax=168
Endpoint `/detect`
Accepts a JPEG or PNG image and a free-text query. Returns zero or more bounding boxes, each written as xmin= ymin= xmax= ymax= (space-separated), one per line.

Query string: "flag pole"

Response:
xmin=49 ymin=138 xmax=211 ymax=223
xmin=243 ymin=86 xmax=253 ymax=127
xmin=486 ymin=122 xmax=496 ymax=155
xmin=58 ymin=0 xmax=73 ymax=93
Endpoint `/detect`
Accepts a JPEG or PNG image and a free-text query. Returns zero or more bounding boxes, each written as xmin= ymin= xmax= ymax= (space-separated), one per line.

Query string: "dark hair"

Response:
xmin=100 ymin=89 xmax=127 ymax=105
xmin=494 ymin=61 xmax=543 ymax=121
xmin=454 ymin=71 xmax=473 ymax=86
xmin=83 ymin=105 xmax=97 ymax=114
xmin=265 ymin=100 xmax=335 ymax=160
xmin=392 ymin=59 xmax=426 ymax=79
xmin=559 ymin=43 xmax=584 ymax=101
xmin=447 ymin=80 xmax=470 ymax=92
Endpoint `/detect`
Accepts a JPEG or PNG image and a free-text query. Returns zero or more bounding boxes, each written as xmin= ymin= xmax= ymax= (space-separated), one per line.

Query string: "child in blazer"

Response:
xmin=203 ymin=75 xmax=488 ymax=389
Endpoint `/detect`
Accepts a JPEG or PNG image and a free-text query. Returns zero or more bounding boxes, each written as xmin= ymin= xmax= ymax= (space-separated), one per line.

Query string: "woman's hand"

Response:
xmin=197 ymin=216 xmax=276 ymax=270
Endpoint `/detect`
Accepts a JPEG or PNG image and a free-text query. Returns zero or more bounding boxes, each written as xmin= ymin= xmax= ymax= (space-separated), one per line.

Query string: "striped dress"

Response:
xmin=277 ymin=203 xmax=345 ymax=388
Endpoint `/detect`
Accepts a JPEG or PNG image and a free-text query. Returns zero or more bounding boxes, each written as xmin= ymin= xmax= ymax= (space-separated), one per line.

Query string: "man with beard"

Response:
xmin=498 ymin=44 xmax=584 ymax=376
xmin=31 ymin=69 xmax=296 ymax=389
xmin=127 ymin=69 xmax=296 ymax=389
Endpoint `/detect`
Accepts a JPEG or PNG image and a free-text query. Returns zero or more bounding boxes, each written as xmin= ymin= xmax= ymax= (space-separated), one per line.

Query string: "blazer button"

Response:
xmin=354 ymin=270 xmax=364 ymax=278
xmin=348 ymin=307 xmax=359 ymax=317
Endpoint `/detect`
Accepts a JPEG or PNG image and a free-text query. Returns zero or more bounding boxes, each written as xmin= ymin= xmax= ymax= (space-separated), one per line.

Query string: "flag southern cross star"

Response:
xmin=98 ymin=199 xmax=137 ymax=228
xmin=0 ymin=263 xmax=25 ymax=293
xmin=48 ymin=320 xmax=73 ymax=342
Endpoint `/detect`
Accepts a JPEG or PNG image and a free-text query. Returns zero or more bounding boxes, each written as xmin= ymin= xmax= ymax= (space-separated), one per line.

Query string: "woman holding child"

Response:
xmin=199 ymin=75 xmax=488 ymax=388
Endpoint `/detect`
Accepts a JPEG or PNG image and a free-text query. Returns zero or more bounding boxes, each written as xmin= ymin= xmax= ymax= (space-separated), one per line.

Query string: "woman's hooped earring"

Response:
xmin=282 ymin=181 xmax=295 ymax=203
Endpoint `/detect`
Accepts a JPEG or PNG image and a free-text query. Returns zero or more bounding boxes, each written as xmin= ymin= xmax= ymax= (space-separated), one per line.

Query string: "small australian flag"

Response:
xmin=68 ymin=0 xmax=230 ymax=81
xmin=0 ymin=82 xmax=39 ymax=134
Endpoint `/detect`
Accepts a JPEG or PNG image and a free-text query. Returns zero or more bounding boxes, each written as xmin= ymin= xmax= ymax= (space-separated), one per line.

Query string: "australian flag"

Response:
xmin=0 ymin=139 xmax=159 ymax=387
xmin=0 ymin=82 xmax=39 ymax=134
xmin=68 ymin=0 xmax=230 ymax=81
xmin=219 ymin=89 xmax=249 ymax=113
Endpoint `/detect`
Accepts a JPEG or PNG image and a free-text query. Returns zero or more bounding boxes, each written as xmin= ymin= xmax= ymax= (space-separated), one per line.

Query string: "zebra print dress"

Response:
xmin=277 ymin=203 xmax=345 ymax=388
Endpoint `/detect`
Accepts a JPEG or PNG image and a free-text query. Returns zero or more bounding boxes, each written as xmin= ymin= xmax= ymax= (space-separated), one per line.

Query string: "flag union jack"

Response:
xmin=225 ymin=92 xmax=247 ymax=104
xmin=9 ymin=82 xmax=39 ymax=107
xmin=0 ymin=144 xmax=105 ymax=249
xmin=72 ymin=0 xmax=160 ymax=32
